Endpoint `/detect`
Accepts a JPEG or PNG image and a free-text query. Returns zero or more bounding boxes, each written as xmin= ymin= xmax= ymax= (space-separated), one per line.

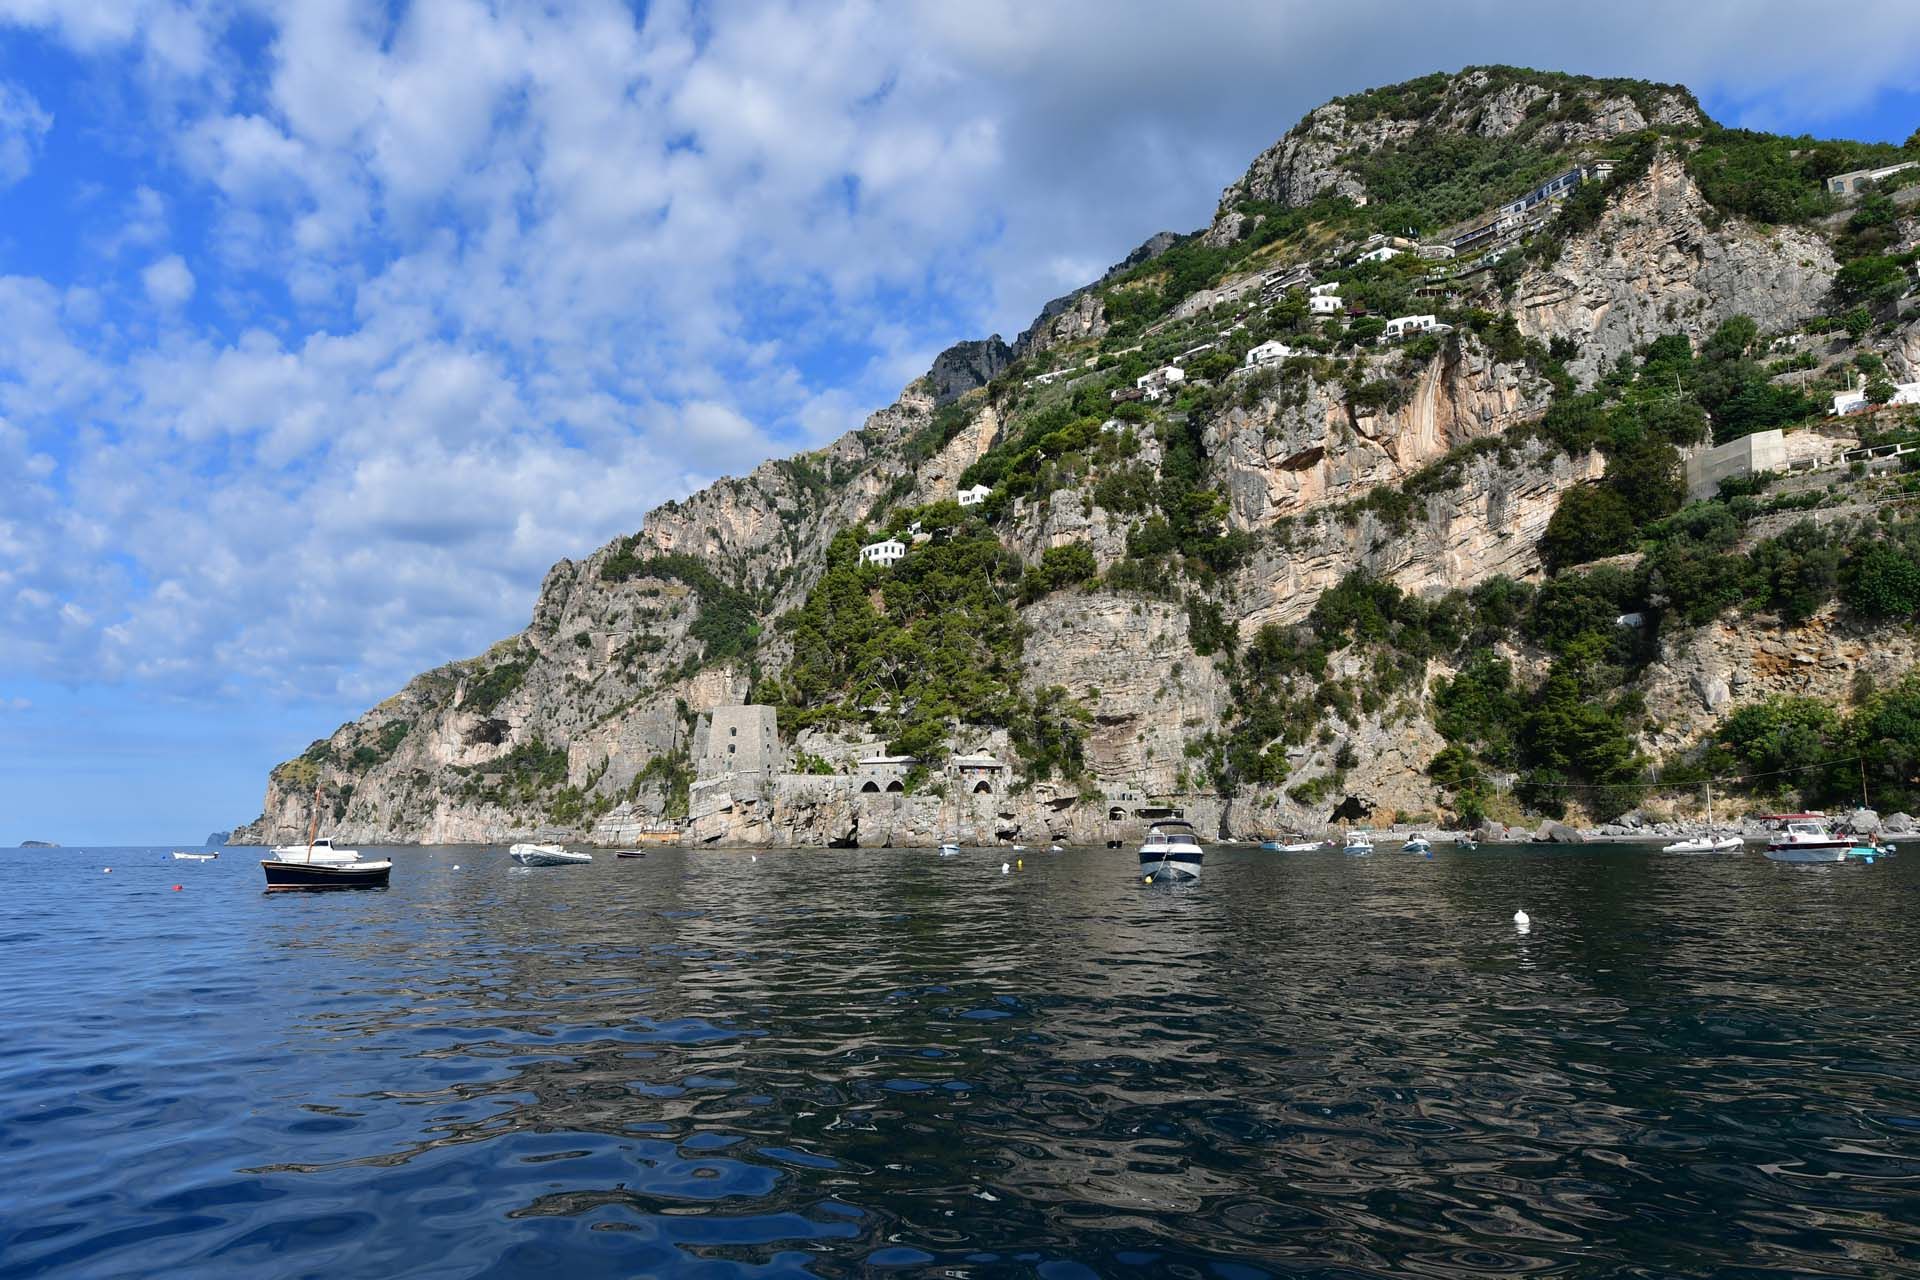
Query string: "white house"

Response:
xmin=1832 ymin=382 xmax=1920 ymax=416
xmin=1354 ymin=245 xmax=1403 ymax=264
xmin=1244 ymin=340 xmax=1293 ymax=368
xmin=956 ymin=483 xmax=992 ymax=507
xmin=1309 ymin=293 xmax=1343 ymax=316
xmin=859 ymin=538 xmax=906 ymax=567
xmin=1309 ymin=282 xmax=1340 ymax=296
xmin=1382 ymin=314 xmax=1452 ymax=342
xmin=1136 ymin=365 xmax=1187 ymax=401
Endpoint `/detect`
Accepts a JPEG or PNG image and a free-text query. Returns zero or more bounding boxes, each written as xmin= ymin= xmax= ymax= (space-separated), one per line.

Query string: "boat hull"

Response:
xmin=1138 ymin=850 xmax=1203 ymax=880
xmin=261 ymin=859 xmax=391 ymax=890
xmin=1764 ymin=846 xmax=1848 ymax=863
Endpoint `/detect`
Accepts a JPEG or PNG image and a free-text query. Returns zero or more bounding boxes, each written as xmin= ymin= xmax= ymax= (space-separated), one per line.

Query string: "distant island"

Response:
xmin=205 ymin=830 xmax=230 ymax=847
xmin=20 ymin=840 xmax=59 ymax=848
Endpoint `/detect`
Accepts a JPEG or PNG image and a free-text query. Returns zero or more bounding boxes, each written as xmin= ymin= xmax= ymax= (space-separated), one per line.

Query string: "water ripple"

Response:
xmin=3 ymin=844 xmax=1919 ymax=1276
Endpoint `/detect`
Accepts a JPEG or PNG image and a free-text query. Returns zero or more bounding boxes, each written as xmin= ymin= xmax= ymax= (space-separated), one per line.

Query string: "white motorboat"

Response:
xmin=270 ymin=836 xmax=360 ymax=864
xmin=1343 ymin=830 xmax=1374 ymax=856
xmin=938 ymin=842 xmax=961 ymax=856
xmin=510 ymin=843 xmax=593 ymax=867
xmin=172 ymin=851 xmax=217 ymax=861
xmin=1763 ymin=817 xmax=1851 ymax=863
xmin=1138 ymin=820 xmax=1204 ymax=881
xmin=1401 ymin=833 xmax=1433 ymax=855
xmin=1261 ymin=836 xmax=1324 ymax=852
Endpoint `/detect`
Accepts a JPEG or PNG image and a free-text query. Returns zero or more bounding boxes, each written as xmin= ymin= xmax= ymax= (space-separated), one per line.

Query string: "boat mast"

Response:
xmin=305 ymin=777 xmax=321 ymax=865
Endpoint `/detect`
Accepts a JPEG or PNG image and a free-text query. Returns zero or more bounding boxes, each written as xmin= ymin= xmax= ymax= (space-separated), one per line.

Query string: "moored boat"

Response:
xmin=1138 ymin=820 xmax=1204 ymax=882
xmin=1663 ymin=834 xmax=1743 ymax=853
xmin=1261 ymin=835 xmax=1325 ymax=852
xmin=510 ymin=843 xmax=593 ymax=867
xmin=1762 ymin=816 xmax=1851 ymax=863
xmin=172 ymin=851 xmax=217 ymax=861
xmin=263 ymin=780 xmax=391 ymax=890
xmin=1343 ymin=829 xmax=1374 ymax=856
xmin=1401 ymin=833 xmax=1433 ymax=855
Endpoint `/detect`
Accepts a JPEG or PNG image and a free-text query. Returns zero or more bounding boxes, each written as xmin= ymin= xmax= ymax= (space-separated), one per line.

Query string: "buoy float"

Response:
xmin=172 ymin=884 xmax=182 ymax=892
xmin=1143 ymin=875 xmax=1154 ymax=884
xmin=1000 ymin=862 xmax=1010 ymax=874
xmin=103 ymin=867 xmax=111 ymax=874
xmin=1016 ymin=858 xmax=1023 ymax=869
xmin=1514 ymin=908 xmax=1531 ymax=928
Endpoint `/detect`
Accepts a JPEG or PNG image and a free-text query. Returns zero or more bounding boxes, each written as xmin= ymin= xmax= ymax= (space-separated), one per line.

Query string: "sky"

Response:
xmin=1 ymin=1 xmax=1917 ymax=845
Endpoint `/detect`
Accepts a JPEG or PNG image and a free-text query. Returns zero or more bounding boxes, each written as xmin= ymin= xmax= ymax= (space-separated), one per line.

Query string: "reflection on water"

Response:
xmin=3 ymin=844 xmax=1919 ymax=1277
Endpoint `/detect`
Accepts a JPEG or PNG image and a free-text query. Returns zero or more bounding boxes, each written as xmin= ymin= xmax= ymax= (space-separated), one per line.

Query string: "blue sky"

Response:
xmin=1 ymin=1 xmax=1916 ymax=845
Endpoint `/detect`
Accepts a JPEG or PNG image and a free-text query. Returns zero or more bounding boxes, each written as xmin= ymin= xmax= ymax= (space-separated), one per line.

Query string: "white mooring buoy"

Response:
xmin=1000 ymin=862 xmax=1010 ymax=874
xmin=1514 ymin=908 xmax=1531 ymax=931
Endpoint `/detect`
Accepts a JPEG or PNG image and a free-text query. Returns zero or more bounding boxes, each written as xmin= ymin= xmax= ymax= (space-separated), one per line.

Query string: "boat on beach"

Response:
xmin=1138 ymin=820 xmax=1204 ymax=881
xmin=510 ymin=843 xmax=593 ymax=867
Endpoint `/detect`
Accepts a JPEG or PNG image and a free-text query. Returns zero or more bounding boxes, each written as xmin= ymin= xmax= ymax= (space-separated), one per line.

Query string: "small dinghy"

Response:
xmin=510 ymin=843 xmax=593 ymax=867
xmin=1401 ymin=833 xmax=1433 ymax=855
xmin=1662 ymin=834 xmax=1742 ymax=853
xmin=172 ymin=851 xmax=217 ymax=861
xmin=938 ymin=841 xmax=961 ymax=856
xmin=615 ymin=849 xmax=648 ymax=860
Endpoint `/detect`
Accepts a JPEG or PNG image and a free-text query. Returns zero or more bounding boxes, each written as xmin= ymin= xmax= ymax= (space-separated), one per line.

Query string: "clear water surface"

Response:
xmin=3 ymin=843 xmax=1918 ymax=1277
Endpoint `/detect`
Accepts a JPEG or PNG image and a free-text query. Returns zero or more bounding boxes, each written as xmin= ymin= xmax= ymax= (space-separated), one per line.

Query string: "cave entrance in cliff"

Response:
xmin=1329 ymin=795 xmax=1375 ymax=824
xmin=973 ymin=781 xmax=993 ymax=795
xmin=860 ymin=781 xmax=880 ymax=794
xmin=885 ymin=780 xmax=904 ymax=793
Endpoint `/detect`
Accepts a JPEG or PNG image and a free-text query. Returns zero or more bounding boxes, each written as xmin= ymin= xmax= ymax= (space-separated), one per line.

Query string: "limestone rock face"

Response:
xmin=929 ymin=337 xmax=1013 ymax=405
xmin=1206 ymin=68 xmax=1700 ymax=246
xmin=1514 ymin=150 xmax=1837 ymax=380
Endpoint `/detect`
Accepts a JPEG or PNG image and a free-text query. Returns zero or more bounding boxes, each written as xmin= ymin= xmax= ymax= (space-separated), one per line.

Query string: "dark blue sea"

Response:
xmin=3 ymin=843 xmax=1919 ymax=1278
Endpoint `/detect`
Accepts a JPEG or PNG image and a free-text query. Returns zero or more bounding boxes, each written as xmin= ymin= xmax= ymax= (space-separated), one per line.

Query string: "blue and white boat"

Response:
xmin=1343 ymin=829 xmax=1374 ymax=856
xmin=1401 ymin=833 xmax=1433 ymax=855
xmin=1139 ymin=820 xmax=1204 ymax=881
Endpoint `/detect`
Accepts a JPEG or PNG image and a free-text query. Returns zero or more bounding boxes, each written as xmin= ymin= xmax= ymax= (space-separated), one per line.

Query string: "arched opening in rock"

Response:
xmin=860 ymin=781 xmax=880 ymax=794
xmin=885 ymin=780 xmax=904 ymax=793
xmin=973 ymin=781 xmax=993 ymax=795
xmin=1329 ymin=794 xmax=1375 ymax=824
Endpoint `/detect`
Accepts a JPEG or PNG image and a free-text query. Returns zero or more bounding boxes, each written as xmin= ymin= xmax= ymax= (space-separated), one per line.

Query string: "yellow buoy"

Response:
xmin=1143 ymin=875 xmax=1153 ymax=884
xmin=1016 ymin=858 xmax=1023 ymax=869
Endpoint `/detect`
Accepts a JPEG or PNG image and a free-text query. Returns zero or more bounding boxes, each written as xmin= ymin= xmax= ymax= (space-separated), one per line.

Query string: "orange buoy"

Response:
xmin=172 ymin=884 xmax=183 ymax=891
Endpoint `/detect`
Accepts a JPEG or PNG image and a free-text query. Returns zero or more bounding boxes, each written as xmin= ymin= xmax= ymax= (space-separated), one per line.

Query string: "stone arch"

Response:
xmin=885 ymin=780 xmax=904 ymax=793
xmin=860 ymin=780 xmax=880 ymax=794
xmin=973 ymin=780 xmax=993 ymax=795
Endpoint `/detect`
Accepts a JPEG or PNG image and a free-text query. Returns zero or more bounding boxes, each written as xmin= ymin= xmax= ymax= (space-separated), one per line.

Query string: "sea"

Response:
xmin=2 ymin=842 xmax=1918 ymax=1278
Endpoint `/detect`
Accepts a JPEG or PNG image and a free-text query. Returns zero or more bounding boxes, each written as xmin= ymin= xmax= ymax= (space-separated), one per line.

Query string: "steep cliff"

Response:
xmin=237 ymin=67 xmax=1920 ymax=845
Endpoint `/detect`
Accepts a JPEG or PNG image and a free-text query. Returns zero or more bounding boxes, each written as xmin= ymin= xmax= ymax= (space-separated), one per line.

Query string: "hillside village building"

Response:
xmin=1245 ymin=340 xmax=1293 ymax=367
xmin=1832 ymin=382 xmax=1920 ymax=415
xmin=956 ymin=483 xmax=992 ymax=507
xmin=1826 ymin=161 xmax=1919 ymax=196
xmin=1309 ymin=293 xmax=1343 ymax=316
xmin=1136 ymin=365 xmax=1186 ymax=401
xmin=859 ymin=538 xmax=905 ymax=567
xmin=1382 ymin=314 xmax=1452 ymax=341
xmin=697 ymin=705 xmax=782 ymax=779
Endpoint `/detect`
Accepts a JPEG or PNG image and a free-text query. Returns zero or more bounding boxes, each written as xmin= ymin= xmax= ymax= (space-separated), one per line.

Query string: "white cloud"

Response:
xmin=141 ymin=254 xmax=195 ymax=306
xmin=0 ymin=79 xmax=49 ymax=185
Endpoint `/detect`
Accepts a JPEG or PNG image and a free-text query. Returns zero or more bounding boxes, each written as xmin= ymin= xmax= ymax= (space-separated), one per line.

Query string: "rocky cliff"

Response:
xmin=236 ymin=67 xmax=1920 ymax=847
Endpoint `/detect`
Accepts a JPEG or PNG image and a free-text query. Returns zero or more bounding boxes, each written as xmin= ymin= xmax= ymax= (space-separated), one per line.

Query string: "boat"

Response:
xmin=1662 ymin=783 xmax=1743 ymax=853
xmin=1261 ymin=835 xmax=1324 ymax=852
xmin=1342 ymin=829 xmax=1374 ymax=856
xmin=1761 ymin=816 xmax=1851 ymax=863
xmin=615 ymin=849 xmax=648 ymax=859
xmin=172 ymin=851 xmax=217 ymax=861
xmin=1663 ymin=834 xmax=1743 ymax=853
xmin=269 ymin=836 xmax=360 ymax=864
xmin=938 ymin=841 xmax=960 ymax=856
xmin=1401 ymin=833 xmax=1433 ymax=855
xmin=262 ymin=781 xmax=390 ymax=890
xmin=509 ymin=843 xmax=593 ymax=867
xmin=1138 ymin=820 xmax=1204 ymax=881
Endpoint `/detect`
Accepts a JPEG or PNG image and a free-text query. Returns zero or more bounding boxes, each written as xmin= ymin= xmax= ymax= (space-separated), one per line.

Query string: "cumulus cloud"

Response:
xmin=141 ymin=254 xmax=194 ymax=306
xmin=0 ymin=78 xmax=48 ymax=185
xmin=0 ymin=0 xmax=1917 ymax=729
